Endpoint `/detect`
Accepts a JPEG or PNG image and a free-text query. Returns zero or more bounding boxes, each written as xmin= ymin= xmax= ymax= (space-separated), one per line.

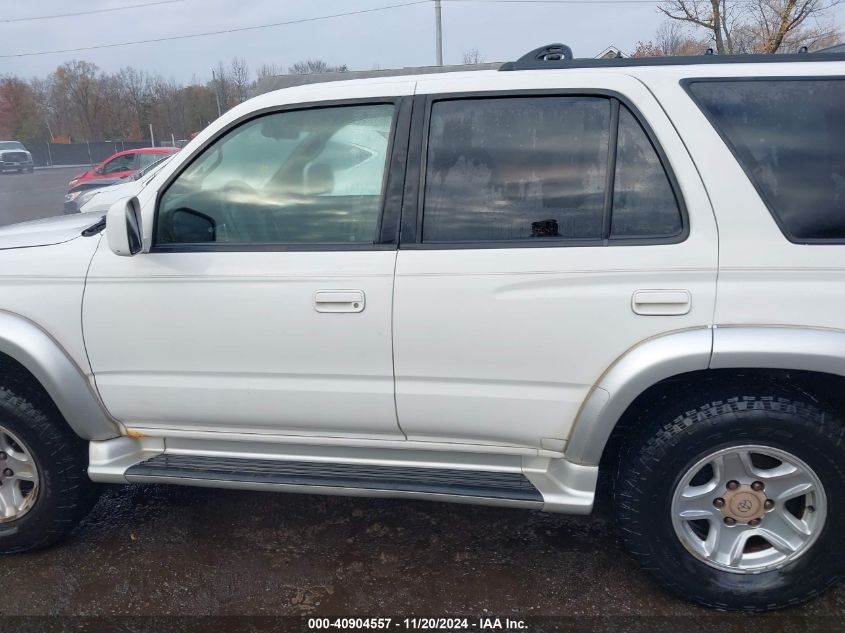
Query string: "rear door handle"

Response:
xmin=632 ymin=290 xmax=691 ymax=316
xmin=314 ymin=290 xmax=365 ymax=313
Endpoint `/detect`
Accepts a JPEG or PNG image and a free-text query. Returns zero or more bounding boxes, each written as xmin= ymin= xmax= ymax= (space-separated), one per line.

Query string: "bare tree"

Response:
xmin=212 ymin=60 xmax=232 ymax=111
xmin=229 ymin=57 xmax=251 ymax=104
xmin=114 ymin=67 xmax=152 ymax=140
xmin=288 ymin=59 xmax=348 ymax=74
xmin=254 ymin=63 xmax=283 ymax=81
xmin=631 ymin=22 xmax=712 ymax=57
xmin=655 ymin=21 xmax=711 ymax=54
xmin=462 ymin=48 xmax=485 ymax=64
xmin=752 ymin=0 xmax=842 ymax=51
xmin=659 ymin=0 xmax=843 ymax=53
xmin=630 ymin=41 xmax=666 ymax=57
xmin=50 ymin=61 xmax=108 ymax=140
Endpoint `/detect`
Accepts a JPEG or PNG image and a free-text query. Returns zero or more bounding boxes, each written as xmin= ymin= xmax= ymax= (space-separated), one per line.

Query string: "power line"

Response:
xmin=444 ymin=0 xmax=755 ymax=3
xmin=0 ymin=1 xmax=429 ymax=58
xmin=1 ymin=0 xmax=187 ymax=24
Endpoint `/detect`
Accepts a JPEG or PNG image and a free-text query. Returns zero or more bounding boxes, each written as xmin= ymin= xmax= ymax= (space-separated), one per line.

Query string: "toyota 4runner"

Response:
xmin=1 ymin=44 xmax=844 ymax=611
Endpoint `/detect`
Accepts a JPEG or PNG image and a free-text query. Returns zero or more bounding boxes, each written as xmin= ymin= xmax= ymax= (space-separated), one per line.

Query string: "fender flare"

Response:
xmin=565 ymin=328 xmax=712 ymax=466
xmin=565 ymin=325 xmax=845 ymax=466
xmin=0 ymin=311 xmax=120 ymax=440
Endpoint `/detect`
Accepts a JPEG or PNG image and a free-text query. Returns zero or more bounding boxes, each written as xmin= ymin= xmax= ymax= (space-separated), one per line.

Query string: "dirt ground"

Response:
xmin=1 ymin=483 xmax=843 ymax=632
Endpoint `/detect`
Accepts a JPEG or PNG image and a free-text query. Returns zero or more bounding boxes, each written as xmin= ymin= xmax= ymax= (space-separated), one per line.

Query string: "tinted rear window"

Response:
xmin=687 ymin=79 xmax=845 ymax=242
xmin=611 ymin=105 xmax=682 ymax=238
xmin=421 ymin=96 xmax=683 ymax=244
xmin=423 ymin=96 xmax=611 ymax=242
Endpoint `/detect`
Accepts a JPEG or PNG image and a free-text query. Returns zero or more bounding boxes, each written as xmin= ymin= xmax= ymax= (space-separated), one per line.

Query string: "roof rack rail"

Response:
xmin=499 ymin=43 xmax=573 ymax=71
xmin=499 ymin=42 xmax=845 ymax=71
xmin=815 ymin=42 xmax=845 ymax=53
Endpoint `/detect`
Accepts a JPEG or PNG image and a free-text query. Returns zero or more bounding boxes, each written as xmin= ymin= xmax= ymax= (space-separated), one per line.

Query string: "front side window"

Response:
xmin=138 ymin=152 xmax=162 ymax=169
xmin=420 ymin=96 xmax=682 ymax=245
xmin=102 ymin=154 xmax=135 ymax=174
xmin=156 ymin=103 xmax=394 ymax=246
xmin=687 ymin=79 xmax=845 ymax=242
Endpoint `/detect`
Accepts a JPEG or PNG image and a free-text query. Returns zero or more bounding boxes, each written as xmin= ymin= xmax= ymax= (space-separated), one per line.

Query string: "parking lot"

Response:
xmin=0 ymin=166 xmax=82 ymax=226
xmin=0 ymin=169 xmax=844 ymax=628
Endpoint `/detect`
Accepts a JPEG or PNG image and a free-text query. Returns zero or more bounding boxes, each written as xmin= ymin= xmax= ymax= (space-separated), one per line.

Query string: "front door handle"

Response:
xmin=314 ymin=290 xmax=365 ymax=313
xmin=631 ymin=289 xmax=691 ymax=316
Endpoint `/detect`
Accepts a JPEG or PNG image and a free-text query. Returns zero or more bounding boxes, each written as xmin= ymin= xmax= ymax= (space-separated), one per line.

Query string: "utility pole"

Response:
xmin=149 ymin=123 xmax=155 ymax=147
xmin=211 ymin=68 xmax=222 ymax=117
xmin=434 ymin=0 xmax=443 ymax=65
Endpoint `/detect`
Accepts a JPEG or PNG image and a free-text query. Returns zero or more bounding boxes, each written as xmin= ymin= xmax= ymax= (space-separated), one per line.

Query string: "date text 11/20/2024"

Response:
xmin=307 ymin=618 xmax=528 ymax=630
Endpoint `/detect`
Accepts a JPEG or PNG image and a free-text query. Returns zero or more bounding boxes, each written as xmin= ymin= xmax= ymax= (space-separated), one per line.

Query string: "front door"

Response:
xmin=392 ymin=73 xmax=718 ymax=451
xmin=83 ymin=98 xmax=410 ymax=440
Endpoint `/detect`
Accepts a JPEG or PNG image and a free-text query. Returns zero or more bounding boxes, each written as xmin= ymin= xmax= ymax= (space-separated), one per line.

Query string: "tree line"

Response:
xmin=1 ymin=0 xmax=841 ymax=147
xmin=0 ymin=58 xmax=347 ymax=146
xmin=635 ymin=0 xmax=841 ymax=56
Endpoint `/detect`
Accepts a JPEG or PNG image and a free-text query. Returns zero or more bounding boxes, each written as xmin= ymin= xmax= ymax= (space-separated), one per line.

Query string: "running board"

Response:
xmin=125 ymin=453 xmax=544 ymax=502
xmin=88 ymin=437 xmax=597 ymax=513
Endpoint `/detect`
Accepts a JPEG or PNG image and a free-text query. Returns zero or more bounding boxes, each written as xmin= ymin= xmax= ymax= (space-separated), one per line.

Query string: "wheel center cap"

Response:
xmin=721 ymin=485 xmax=767 ymax=523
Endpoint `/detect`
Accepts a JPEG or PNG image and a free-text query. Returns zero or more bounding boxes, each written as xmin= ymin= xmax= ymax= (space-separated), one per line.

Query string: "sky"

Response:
xmin=1 ymin=0 xmax=844 ymax=83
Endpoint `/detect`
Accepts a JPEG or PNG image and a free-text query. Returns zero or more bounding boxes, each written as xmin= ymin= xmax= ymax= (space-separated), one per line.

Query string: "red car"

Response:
xmin=68 ymin=147 xmax=178 ymax=188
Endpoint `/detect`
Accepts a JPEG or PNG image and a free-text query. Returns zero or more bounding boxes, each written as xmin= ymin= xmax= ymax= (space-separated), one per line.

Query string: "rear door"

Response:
xmin=392 ymin=72 xmax=718 ymax=451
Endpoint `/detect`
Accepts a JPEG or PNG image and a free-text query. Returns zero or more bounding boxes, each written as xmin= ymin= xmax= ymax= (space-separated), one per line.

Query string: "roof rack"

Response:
xmin=499 ymin=42 xmax=845 ymax=71
xmin=499 ymin=43 xmax=573 ymax=71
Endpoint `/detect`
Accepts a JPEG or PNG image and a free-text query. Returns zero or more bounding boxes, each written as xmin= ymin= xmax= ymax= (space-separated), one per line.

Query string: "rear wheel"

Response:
xmin=0 ymin=385 xmax=99 ymax=553
xmin=615 ymin=392 xmax=845 ymax=611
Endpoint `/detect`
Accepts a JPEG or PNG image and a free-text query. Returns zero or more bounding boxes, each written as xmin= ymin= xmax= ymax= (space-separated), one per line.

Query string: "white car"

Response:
xmin=0 ymin=43 xmax=844 ymax=612
xmin=76 ymin=155 xmax=175 ymax=214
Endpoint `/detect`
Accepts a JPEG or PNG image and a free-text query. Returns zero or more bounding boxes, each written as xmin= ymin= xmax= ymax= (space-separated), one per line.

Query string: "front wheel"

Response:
xmin=0 ymin=385 xmax=99 ymax=553
xmin=615 ymin=392 xmax=845 ymax=611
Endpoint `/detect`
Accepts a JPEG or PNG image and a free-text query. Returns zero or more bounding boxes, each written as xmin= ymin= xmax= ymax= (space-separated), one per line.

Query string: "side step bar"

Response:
xmin=89 ymin=437 xmax=598 ymax=513
xmin=126 ymin=453 xmax=544 ymax=502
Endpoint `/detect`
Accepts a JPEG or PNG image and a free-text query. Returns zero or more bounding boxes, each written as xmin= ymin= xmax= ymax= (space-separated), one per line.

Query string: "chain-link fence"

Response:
xmin=27 ymin=140 xmax=190 ymax=168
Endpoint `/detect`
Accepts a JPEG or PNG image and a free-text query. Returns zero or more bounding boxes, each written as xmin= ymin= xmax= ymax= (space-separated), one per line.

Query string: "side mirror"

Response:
xmin=95 ymin=167 xmax=104 ymax=175
xmin=106 ymin=198 xmax=143 ymax=256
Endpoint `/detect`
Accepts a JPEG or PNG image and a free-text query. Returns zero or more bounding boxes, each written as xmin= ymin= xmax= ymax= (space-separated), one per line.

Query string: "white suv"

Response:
xmin=1 ymin=44 xmax=844 ymax=611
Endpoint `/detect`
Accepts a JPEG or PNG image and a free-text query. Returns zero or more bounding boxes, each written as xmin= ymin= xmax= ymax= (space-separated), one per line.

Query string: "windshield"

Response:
xmin=0 ymin=142 xmax=25 ymax=151
xmin=134 ymin=154 xmax=174 ymax=180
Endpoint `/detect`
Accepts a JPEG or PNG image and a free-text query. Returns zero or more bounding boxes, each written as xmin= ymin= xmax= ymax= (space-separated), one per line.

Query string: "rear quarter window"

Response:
xmin=686 ymin=78 xmax=845 ymax=243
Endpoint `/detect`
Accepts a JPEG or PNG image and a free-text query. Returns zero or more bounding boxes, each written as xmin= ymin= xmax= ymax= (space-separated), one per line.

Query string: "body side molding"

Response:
xmin=564 ymin=328 xmax=713 ymax=466
xmin=0 ymin=310 xmax=120 ymax=440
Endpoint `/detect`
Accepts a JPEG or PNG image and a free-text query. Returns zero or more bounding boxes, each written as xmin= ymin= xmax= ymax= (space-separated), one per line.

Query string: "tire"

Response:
xmin=0 ymin=383 xmax=99 ymax=553
xmin=615 ymin=389 xmax=845 ymax=611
